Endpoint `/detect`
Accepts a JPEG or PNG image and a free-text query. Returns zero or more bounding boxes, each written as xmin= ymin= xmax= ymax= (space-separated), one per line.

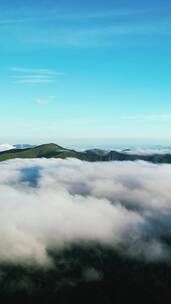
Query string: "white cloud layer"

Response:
xmin=121 ymin=147 xmax=171 ymax=155
xmin=0 ymin=144 xmax=15 ymax=152
xmin=0 ymin=158 xmax=171 ymax=266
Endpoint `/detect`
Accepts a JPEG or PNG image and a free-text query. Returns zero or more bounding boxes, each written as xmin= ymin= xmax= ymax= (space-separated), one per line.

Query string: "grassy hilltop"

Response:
xmin=1 ymin=143 xmax=171 ymax=163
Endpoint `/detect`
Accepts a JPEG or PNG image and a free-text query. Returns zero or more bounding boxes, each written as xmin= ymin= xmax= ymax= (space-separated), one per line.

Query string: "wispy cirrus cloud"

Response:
xmin=14 ymin=20 xmax=171 ymax=49
xmin=1 ymin=4 xmax=171 ymax=49
xmin=10 ymin=67 xmax=63 ymax=75
xmin=35 ymin=99 xmax=50 ymax=105
xmin=43 ymin=9 xmax=143 ymax=20
xmin=10 ymin=67 xmax=64 ymax=85
xmin=0 ymin=8 xmax=151 ymax=25
xmin=0 ymin=4 xmax=170 ymax=25
xmin=34 ymin=96 xmax=56 ymax=106
xmin=121 ymin=114 xmax=171 ymax=121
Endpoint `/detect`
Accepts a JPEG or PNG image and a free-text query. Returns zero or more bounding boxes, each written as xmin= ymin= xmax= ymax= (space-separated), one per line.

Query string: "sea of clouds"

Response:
xmin=0 ymin=144 xmax=15 ymax=152
xmin=0 ymin=158 xmax=171 ymax=267
xmin=121 ymin=147 xmax=171 ymax=155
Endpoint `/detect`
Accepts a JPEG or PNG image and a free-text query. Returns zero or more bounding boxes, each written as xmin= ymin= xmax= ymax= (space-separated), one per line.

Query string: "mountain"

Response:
xmin=0 ymin=143 xmax=87 ymax=162
xmin=1 ymin=143 xmax=171 ymax=163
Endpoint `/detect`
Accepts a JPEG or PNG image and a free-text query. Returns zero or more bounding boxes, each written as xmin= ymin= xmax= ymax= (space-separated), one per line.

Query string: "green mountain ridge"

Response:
xmin=1 ymin=143 xmax=171 ymax=163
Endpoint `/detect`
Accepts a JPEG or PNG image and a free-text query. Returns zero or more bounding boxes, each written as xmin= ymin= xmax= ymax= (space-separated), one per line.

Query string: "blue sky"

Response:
xmin=1 ymin=0 xmax=171 ymax=146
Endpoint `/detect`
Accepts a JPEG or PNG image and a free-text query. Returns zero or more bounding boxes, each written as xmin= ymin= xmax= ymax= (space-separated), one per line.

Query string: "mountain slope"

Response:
xmin=1 ymin=143 xmax=171 ymax=163
xmin=0 ymin=144 xmax=63 ymax=161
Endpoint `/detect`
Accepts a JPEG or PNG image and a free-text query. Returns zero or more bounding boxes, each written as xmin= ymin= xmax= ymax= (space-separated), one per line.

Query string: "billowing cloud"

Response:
xmin=0 ymin=158 xmax=171 ymax=266
xmin=121 ymin=147 xmax=171 ymax=155
xmin=0 ymin=144 xmax=15 ymax=152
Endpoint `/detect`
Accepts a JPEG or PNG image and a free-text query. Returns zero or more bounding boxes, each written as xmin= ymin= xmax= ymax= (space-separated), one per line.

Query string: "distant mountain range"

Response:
xmin=1 ymin=143 xmax=171 ymax=163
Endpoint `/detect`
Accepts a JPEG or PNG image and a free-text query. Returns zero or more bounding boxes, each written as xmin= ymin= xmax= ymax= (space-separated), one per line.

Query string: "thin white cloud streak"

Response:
xmin=35 ymin=95 xmax=57 ymax=105
xmin=0 ymin=4 xmax=170 ymax=25
xmin=1 ymin=14 xmax=171 ymax=49
xmin=10 ymin=67 xmax=64 ymax=85
xmin=10 ymin=68 xmax=64 ymax=76
xmin=46 ymin=9 xmax=143 ymax=20
xmin=0 ymin=8 xmax=154 ymax=25
xmin=13 ymin=75 xmax=55 ymax=79
xmin=15 ymin=79 xmax=55 ymax=84
xmin=0 ymin=158 xmax=171 ymax=266
xmin=19 ymin=21 xmax=171 ymax=49
xmin=121 ymin=115 xmax=171 ymax=121
xmin=48 ymin=114 xmax=171 ymax=128
xmin=35 ymin=99 xmax=49 ymax=105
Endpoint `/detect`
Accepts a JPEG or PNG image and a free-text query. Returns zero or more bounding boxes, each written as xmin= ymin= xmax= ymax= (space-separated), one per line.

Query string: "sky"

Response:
xmin=1 ymin=0 xmax=171 ymax=146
